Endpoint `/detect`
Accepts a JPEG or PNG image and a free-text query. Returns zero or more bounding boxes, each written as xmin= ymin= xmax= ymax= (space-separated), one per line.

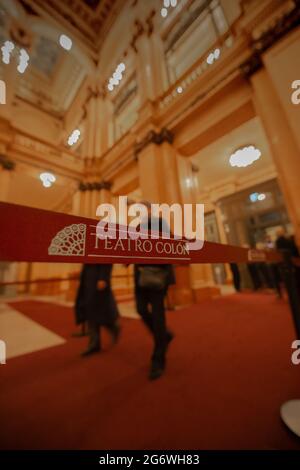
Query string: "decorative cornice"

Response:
xmin=130 ymin=11 xmax=157 ymax=53
xmin=130 ymin=19 xmax=144 ymax=53
xmin=145 ymin=10 xmax=156 ymax=37
xmin=240 ymin=3 xmax=300 ymax=78
xmin=240 ymin=51 xmax=262 ymax=79
xmin=0 ymin=154 xmax=15 ymax=171
xmin=134 ymin=128 xmax=174 ymax=159
xmin=79 ymin=180 xmax=112 ymax=192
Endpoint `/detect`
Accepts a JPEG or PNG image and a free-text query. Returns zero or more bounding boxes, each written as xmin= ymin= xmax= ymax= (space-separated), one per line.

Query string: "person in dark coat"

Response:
xmin=134 ymin=203 xmax=176 ymax=380
xmin=134 ymin=264 xmax=175 ymax=380
xmin=247 ymin=262 xmax=262 ymax=290
xmin=73 ymin=275 xmax=87 ymax=337
xmin=276 ymin=229 xmax=300 ymax=295
xmin=229 ymin=263 xmax=241 ymax=292
xmin=75 ymin=264 xmax=120 ymax=356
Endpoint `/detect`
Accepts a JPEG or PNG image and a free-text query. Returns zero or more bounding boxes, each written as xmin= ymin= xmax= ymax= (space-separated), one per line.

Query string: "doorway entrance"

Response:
xmin=218 ymin=179 xmax=291 ymax=248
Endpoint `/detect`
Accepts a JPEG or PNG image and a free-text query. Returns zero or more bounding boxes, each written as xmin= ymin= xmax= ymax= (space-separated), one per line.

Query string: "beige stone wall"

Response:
xmin=0 ymin=0 xmax=299 ymax=303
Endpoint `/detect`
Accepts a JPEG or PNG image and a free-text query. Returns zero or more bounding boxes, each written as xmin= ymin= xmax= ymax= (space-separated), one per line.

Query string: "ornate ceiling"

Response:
xmin=31 ymin=36 xmax=60 ymax=76
xmin=0 ymin=1 xmax=88 ymax=116
xmin=21 ymin=0 xmax=122 ymax=52
xmin=0 ymin=0 xmax=128 ymax=117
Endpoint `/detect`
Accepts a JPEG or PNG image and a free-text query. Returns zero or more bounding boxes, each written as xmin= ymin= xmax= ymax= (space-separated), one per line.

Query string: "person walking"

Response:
xmin=75 ymin=263 xmax=120 ymax=356
xmin=229 ymin=263 xmax=241 ymax=292
xmin=134 ymin=202 xmax=175 ymax=380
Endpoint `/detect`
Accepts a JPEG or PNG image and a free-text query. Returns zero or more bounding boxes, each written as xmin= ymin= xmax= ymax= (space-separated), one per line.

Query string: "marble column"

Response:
xmin=98 ymin=96 xmax=110 ymax=156
xmin=135 ymin=30 xmax=169 ymax=106
xmin=72 ymin=189 xmax=81 ymax=216
xmin=0 ymin=166 xmax=12 ymax=201
xmin=83 ymin=186 xmax=92 ymax=218
xmin=137 ymin=135 xmax=217 ymax=305
xmin=252 ymin=69 xmax=300 ymax=242
xmin=262 ymin=28 xmax=300 ymax=152
xmin=79 ymin=187 xmax=87 ymax=216
xmin=214 ymin=204 xmax=231 ymax=281
xmin=90 ymin=185 xmax=100 ymax=218
xmin=0 ymin=56 xmax=18 ymax=121
xmin=137 ymin=137 xmax=181 ymax=204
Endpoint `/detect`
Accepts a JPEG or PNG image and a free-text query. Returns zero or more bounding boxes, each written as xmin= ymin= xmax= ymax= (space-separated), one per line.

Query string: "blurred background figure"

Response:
xmin=229 ymin=263 xmax=241 ymax=292
xmin=75 ymin=264 xmax=120 ymax=357
xmin=255 ymin=240 xmax=274 ymax=291
xmin=247 ymin=262 xmax=262 ymax=291
xmin=276 ymin=228 xmax=300 ymax=295
xmin=276 ymin=228 xmax=299 ymax=256
xmin=73 ymin=287 xmax=87 ymax=337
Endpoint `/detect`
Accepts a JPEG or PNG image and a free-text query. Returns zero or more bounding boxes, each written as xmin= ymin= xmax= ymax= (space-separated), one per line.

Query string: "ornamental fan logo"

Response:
xmin=48 ymin=224 xmax=86 ymax=256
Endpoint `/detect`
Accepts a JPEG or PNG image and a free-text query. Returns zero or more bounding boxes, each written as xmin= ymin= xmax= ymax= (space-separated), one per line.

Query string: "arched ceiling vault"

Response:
xmin=19 ymin=0 xmax=124 ymax=55
xmin=0 ymin=0 xmax=97 ymax=117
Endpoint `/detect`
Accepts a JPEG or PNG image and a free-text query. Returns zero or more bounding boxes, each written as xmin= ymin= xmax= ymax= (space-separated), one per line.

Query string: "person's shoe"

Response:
xmin=72 ymin=324 xmax=87 ymax=337
xmin=110 ymin=323 xmax=121 ymax=345
xmin=149 ymin=359 xmax=166 ymax=380
xmin=149 ymin=362 xmax=165 ymax=381
xmin=166 ymin=331 xmax=175 ymax=348
xmin=81 ymin=346 xmax=100 ymax=357
xmin=72 ymin=330 xmax=87 ymax=338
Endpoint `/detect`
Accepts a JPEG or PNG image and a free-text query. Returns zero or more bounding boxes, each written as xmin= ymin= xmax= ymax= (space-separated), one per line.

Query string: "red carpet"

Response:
xmin=1 ymin=293 xmax=300 ymax=450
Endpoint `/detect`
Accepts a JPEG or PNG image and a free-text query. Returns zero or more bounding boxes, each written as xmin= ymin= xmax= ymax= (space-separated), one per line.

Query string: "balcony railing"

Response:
xmin=159 ymin=30 xmax=235 ymax=110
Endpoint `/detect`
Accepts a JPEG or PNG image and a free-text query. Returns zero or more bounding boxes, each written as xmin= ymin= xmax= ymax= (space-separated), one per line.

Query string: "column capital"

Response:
xmin=96 ymin=181 xmax=112 ymax=191
xmin=130 ymin=10 xmax=156 ymax=53
xmin=240 ymin=3 xmax=300 ymax=79
xmin=79 ymin=180 xmax=112 ymax=192
xmin=0 ymin=154 xmax=15 ymax=171
xmin=134 ymin=128 xmax=174 ymax=159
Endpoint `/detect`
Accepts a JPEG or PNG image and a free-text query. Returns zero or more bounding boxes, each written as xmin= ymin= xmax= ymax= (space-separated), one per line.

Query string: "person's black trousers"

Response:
xmin=247 ymin=263 xmax=261 ymax=290
xmin=230 ymin=263 xmax=241 ymax=292
xmin=87 ymin=319 xmax=118 ymax=350
xmin=135 ymin=287 xmax=168 ymax=367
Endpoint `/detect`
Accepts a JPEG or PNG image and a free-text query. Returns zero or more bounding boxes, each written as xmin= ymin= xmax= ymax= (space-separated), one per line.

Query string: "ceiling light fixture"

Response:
xmin=249 ymin=192 xmax=259 ymax=202
xmin=206 ymin=48 xmax=221 ymax=65
xmin=107 ymin=62 xmax=126 ymax=92
xmin=59 ymin=34 xmax=72 ymax=51
xmin=40 ymin=172 xmax=56 ymax=188
xmin=68 ymin=129 xmax=81 ymax=146
xmin=249 ymin=192 xmax=266 ymax=203
xmin=0 ymin=79 xmax=6 ymax=104
xmin=1 ymin=40 xmax=14 ymax=64
xmin=229 ymin=145 xmax=261 ymax=168
xmin=17 ymin=48 xmax=29 ymax=73
xmin=185 ymin=177 xmax=193 ymax=188
xmin=161 ymin=0 xmax=178 ymax=18
xmin=1 ymin=40 xmax=30 ymax=74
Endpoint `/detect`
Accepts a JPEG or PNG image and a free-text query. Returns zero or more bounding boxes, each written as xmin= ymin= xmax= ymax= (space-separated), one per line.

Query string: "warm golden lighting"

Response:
xmin=39 ymin=172 xmax=56 ymax=188
xmin=108 ymin=63 xmax=126 ymax=91
xmin=1 ymin=40 xmax=14 ymax=64
xmin=59 ymin=34 xmax=72 ymax=51
xmin=229 ymin=146 xmax=261 ymax=168
xmin=68 ymin=129 xmax=81 ymax=146
xmin=17 ymin=48 xmax=29 ymax=74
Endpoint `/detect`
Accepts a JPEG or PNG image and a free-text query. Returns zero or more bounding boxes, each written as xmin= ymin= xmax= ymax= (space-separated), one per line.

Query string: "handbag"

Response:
xmin=138 ymin=266 xmax=168 ymax=290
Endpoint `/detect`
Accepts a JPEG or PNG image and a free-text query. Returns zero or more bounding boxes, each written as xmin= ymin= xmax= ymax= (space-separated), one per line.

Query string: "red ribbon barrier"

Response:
xmin=0 ymin=273 xmax=132 ymax=287
xmin=0 ymin=277 xmax=79 ymax=287
xmin=0 ymin=202 xmax=283 ymax=264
